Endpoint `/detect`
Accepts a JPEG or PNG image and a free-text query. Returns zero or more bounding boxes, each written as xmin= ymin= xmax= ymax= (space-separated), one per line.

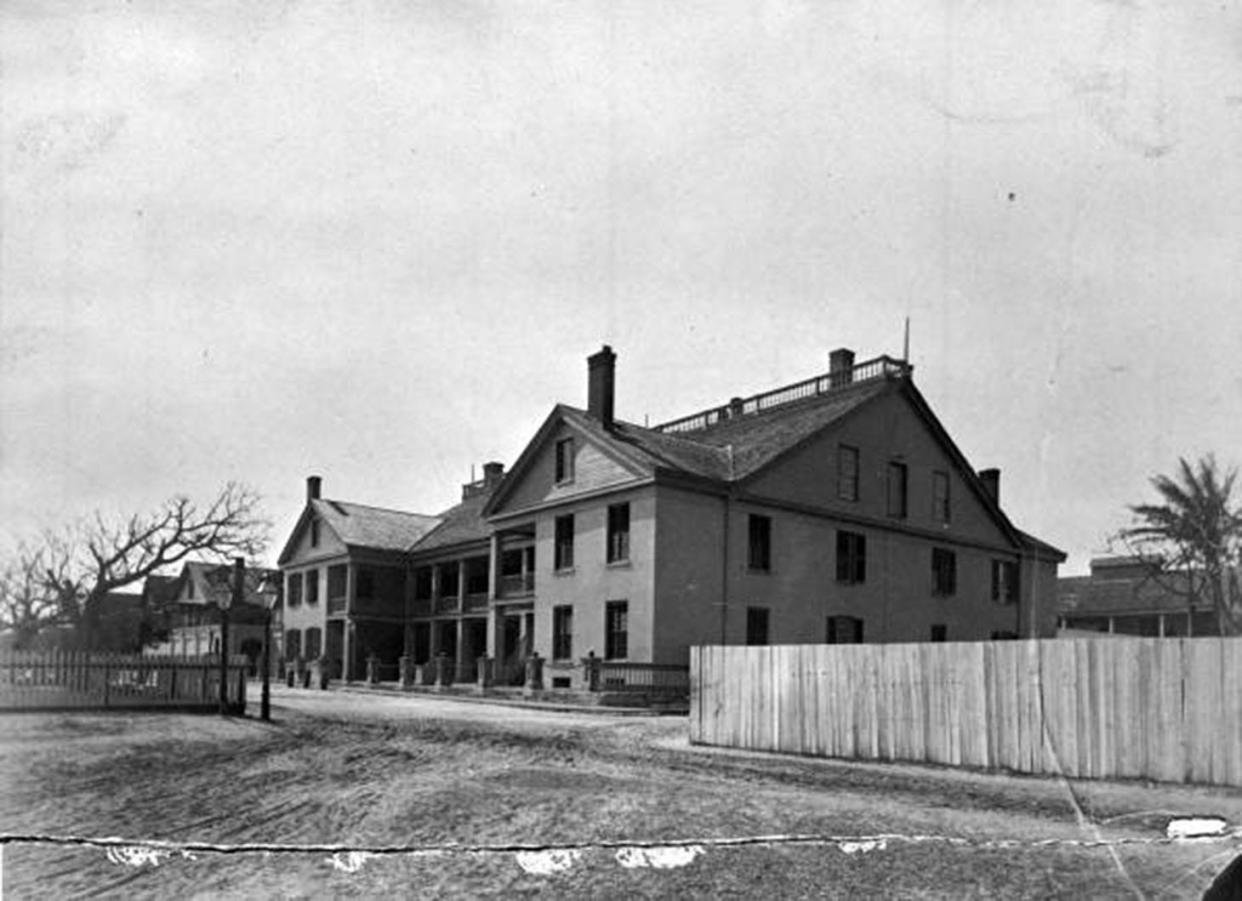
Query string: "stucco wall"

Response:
xmin=745 ymin=390 xmax=1012 ymax=548
xmin=652 ymin=491 xmax=1026 ymax=662
xmin=527 ymin=485 xmax=656 ymax=662
xmin=651 ymin=486 xmax=727 ymax=663
xmin=280 ymin=561 xmax=334 ymax=639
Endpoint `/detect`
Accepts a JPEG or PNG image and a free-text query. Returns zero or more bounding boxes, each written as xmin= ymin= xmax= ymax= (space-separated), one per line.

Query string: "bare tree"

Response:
xmin=1120 ymin=455 xmax=1242 ymax=636
xmin=0 ymin=546 xmax=60 ymax=650
xmin=2 ymin=483 xmax=271 ymax=650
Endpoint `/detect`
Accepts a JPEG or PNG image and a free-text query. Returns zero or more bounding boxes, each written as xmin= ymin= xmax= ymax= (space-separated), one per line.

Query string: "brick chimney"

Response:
xmin=829 ymin=348 xmax=855 ymax=387
xmin=307 ymin=475 xmax=322 ymax=502
xmin=587 ymin=345 xmax=616 ymax=429
xmin=482 ymin=461 xmax=505 ymax=486
xmin=978 ymin=468 xmax=1000 ymax=505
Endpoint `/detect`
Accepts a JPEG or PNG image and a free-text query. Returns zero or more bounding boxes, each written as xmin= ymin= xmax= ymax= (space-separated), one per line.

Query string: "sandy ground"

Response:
xmin=0 ymin=684 xmax=1238 ymax=899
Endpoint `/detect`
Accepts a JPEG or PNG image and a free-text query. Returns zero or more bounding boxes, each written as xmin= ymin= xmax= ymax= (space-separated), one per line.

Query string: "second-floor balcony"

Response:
xmin=327 ymin=594 xmax=347 ymax=616
xmin=500 ymin=572 xmax=535 ymax=598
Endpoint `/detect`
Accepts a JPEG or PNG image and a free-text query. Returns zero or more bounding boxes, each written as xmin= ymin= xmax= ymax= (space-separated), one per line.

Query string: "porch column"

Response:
xmin=457 ymin=618 xmax=465 ymax=672
xmin=429 ymin=620 xmax=440 ymax=658
xmin=343 ymin=620 xmax=354 ymax=681
xmin=486 ymin=606 xmax=499 ymax=658
xmin=346 ymin=563 xmax=355 ymax=615
xmin=456 ymin=560 xmax=466 ymax=612
xmin=489 ymin=533 xmax=501 ymax=601
xmin=1158 ymin=614 xmax=1166 ymax=638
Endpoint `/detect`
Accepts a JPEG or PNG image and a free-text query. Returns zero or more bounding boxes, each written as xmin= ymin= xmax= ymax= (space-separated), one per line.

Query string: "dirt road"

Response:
xmin=1 ymin=686 xmax=1239 ymax=898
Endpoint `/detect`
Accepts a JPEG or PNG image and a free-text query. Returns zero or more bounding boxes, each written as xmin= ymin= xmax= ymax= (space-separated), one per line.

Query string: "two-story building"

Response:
xmin=277 ymin=480 xmax=439 ymax=680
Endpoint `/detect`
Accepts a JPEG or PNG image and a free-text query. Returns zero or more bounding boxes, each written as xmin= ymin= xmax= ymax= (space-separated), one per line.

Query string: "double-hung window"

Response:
xmin=607 ymin=503 xmax=630 ymax=563
xmin=552 ymin=605 xmax=574 ymax=660
xmin=836 ymin=531 xmax=866 ymax=584
xmin=605 ymin=601 xmax=628 ymax=660
xmin=991 ymin=560 xmax=1018 ymax=604
xmin=554 ymin=515 xmax=575 ymax=570
xmin=748 ymin=514 xmax=771 ymax=571
xmin=932 ymin=548 xmax=957 ymax=596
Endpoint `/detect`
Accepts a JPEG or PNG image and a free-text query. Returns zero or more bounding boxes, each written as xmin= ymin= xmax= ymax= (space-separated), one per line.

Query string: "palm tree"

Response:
xmin=1123 ymin=455 xmax=1242 ymax=636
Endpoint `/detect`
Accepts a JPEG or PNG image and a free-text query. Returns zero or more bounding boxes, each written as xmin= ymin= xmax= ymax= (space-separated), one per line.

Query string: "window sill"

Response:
xmin=747 ymin=566 xmax=772 ymax=575
xmin=553 ymin=567 xmax=576 ymax=577
xmin=606 ymin=559 xmax=632 ymax=569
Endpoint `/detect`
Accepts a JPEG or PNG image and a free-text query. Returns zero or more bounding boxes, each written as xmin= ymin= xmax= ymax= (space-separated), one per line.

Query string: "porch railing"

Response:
xmin=499 ymin=573 xmax=534 ymax=597
xmin=326 ymin=595 xmax=347 ymax=615
xmin=593 ymin=661 xmax=690 ymax=696
xmin=463 ymin=592 xmax=489 ymax=612
xmin=434 ymin=594 xmax=460 ymax=614
xmin=656 ymin=354 xmax=911 ymax=434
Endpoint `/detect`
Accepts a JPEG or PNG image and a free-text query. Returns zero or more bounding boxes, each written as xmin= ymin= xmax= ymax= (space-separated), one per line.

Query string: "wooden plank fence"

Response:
xmin=690 ymin=637 xmax=1242 ymax=787
xmin=0 ymin=651 xmax=248 ymax=712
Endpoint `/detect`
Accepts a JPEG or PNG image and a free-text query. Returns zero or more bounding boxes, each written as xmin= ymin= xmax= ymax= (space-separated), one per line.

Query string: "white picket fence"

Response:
xmin=0 ymin=650 xmax=248 ymax=712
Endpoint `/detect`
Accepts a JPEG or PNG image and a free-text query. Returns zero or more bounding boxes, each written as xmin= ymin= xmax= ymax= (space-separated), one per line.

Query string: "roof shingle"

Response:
xmin=311 ymin=499 xmax=441 ymax=552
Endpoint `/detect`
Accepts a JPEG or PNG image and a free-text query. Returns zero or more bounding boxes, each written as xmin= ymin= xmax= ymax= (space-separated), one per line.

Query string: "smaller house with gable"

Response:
xmin=159 ymin=561 xmax=280 ymax=672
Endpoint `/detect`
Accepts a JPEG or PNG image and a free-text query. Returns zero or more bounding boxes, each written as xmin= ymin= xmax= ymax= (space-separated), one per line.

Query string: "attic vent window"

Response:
xmin=555 ymin=438 xmax=575 ymax=484
xmin=886 ymin=461 xmax=908 ymax=519
xmin=837 ymin=445 xmax=860 ymax=502
xmin=932 ymin=471 xmax=950 ymax=523
xmin=310 ymin=519 xmax=320 ymax=548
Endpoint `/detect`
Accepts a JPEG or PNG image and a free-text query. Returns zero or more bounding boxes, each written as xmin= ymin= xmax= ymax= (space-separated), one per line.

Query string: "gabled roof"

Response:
xmin=177 ymin=561 xmax=280 ymax=609
xmin=412 ymin=489 xmax=497 ymax=554
xmin=141 ymin=574 xmax=180 ymax=608
xmin=659 ymin=379 xmax=892 ymax=480
xmin=1058 ymin=556 xmax=1239 ymax=616
xmin=484 ymin=384 xmax=888 ymax=514
xmin=310 ymin=499 xmax=440 ymax=551
xmin=483 ymin=363 xmax=1065 ymax=561
xmin=1058 ymin=568 xmax=1205 ymax=616
xmin=277 ymin=497 xmax=441 ymax=564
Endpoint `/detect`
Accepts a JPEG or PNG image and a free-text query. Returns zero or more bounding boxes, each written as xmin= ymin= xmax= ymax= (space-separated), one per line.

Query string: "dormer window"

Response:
xmin=555 ymin=437 xmax=575 ymax=484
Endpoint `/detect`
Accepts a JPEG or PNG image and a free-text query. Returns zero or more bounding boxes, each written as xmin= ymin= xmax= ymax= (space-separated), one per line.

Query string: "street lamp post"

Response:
xmin=256 ymin=574 xmax=280 ymax=722
xmin=220 ymin=558 xmax=243 ymax=716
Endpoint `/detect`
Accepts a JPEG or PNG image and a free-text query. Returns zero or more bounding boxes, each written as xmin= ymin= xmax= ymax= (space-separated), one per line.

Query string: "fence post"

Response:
xmin=583 ymin=652 xmax=600 ymax=692
xmin=524 ymin=653 xmax=543 ymax=696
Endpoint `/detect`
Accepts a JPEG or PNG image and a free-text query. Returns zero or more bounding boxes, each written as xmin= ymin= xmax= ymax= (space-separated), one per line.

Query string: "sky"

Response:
xmin=2 ymin=0 xmax=1241 ymax=576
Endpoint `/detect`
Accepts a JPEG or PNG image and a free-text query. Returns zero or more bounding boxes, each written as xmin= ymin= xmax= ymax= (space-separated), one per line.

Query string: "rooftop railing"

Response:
xmin=655 ymin=354 xmax=911 ymax=435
